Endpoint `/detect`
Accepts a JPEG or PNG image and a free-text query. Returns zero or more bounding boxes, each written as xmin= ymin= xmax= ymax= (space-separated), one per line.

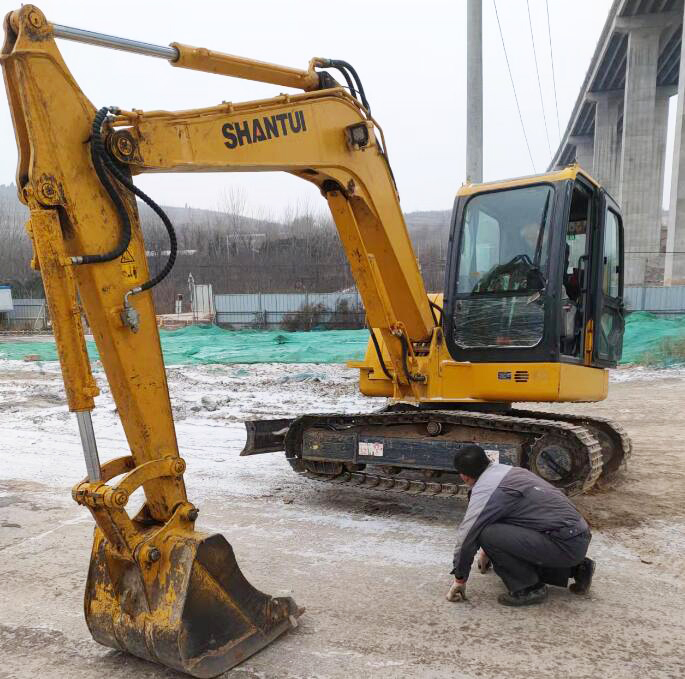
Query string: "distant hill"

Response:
xmin=138 ymin=202 xmax=284 ymax=234
xmin=0 ymin=182 xmax=452 ymax=241
xmin=404 ymin=209 xmax=452 ymax=241
xmin=0 ymin=182 xmax=453 ymax=300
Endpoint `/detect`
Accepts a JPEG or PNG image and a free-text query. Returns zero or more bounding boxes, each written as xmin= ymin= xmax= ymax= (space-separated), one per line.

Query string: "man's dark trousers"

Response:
xmin=479 ymin=523 xmax=591 ymax=593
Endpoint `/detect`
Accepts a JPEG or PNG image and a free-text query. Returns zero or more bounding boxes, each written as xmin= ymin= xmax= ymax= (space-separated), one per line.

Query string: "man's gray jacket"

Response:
xmin=451 ymin=463 xmax=589 ymax=580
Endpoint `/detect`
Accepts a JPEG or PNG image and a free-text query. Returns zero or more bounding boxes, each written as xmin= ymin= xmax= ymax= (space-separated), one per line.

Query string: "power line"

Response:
xmin=546 ymin=0 xmax=561 ymax=142
xmin=527 ymin=0 xmax=552 ymax=157
xmin=493 ymin=0 xmax=536 ymax=173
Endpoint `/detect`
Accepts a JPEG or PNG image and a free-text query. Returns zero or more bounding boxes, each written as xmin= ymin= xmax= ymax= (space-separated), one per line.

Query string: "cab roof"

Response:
xmin=457 ymin=164 xmax=600 ymax=197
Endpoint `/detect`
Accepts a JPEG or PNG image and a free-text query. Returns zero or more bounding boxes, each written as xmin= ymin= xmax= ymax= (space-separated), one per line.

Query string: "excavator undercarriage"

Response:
xmin=243 ymin=408 xmax=630 ymax=497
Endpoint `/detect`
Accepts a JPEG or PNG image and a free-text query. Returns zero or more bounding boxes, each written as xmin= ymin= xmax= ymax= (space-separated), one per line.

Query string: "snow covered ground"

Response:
xmin=1 ymin=359 xmax=685 ymax=678
xmin=0 ymin=360 xmax=377 ymax=501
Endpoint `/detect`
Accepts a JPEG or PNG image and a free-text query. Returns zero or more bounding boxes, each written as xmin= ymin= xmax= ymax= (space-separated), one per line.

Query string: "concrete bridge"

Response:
xmin=549 ymin=0 xmax=685 ymax=286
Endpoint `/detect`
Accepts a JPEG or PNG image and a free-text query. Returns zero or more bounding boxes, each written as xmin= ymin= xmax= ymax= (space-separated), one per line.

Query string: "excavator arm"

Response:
xmin=1 ymin=5 xmax=437 ymax=676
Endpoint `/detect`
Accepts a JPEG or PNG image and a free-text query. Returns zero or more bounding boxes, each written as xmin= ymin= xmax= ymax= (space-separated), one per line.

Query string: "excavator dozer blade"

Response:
xmin=240 ymin=418 xmax=294 ymax=455
xmin=85 ymin=528 xmax=302 ymax=678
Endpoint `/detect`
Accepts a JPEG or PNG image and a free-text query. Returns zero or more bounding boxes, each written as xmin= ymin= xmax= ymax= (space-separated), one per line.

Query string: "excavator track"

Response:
xmin=507 ymin=409 xmax=631 ymax=480
xmin=285 ymin=409 xmax=603 ymax=497
xmin=300 ymin=467 xmax=470 ymax=498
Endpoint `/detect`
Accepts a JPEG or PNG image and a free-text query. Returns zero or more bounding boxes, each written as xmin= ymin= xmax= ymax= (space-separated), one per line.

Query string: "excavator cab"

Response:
xmin=244 ymin=168 xmax=630 ymax=498
xmin=444 ymin=168 xmax=625 ymax=370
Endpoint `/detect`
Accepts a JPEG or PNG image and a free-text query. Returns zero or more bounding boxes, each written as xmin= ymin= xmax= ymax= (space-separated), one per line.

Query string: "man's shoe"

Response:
xmin=569 ymin=558 xmax=595 ymax=594
xmin=497 ymin=583 xmax=548 ymax=607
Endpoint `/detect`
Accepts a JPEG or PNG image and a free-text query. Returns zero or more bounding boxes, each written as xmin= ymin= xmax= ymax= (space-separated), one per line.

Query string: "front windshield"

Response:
xmin=452 ymin=184 xmax=554 ymax=349
xmin=457 ymin=185 xmax=552 ymax=294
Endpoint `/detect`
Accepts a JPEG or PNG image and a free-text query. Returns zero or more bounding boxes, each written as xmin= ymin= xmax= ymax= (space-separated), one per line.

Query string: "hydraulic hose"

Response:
xmin=369 ymin=327 xmax=392 ymax=380
xmin=318 ymin=59 xmax=370 ymax=113
xmin=328 ymin=59 xmax=371 ymax=113
xmin=77 ymin=107 xmax=177 ymax=298
xmin=398 ymin=332 xmax=427 ymax=383
xmin=331 ymin=66 xmax=357 ymax=98
xmin=317 ymin=60 xmax=400 ymax=197
xmin=71 ymin=107 xmax=132 ymax=265
xmin=429 ymin=300 xmax=443 ymax=326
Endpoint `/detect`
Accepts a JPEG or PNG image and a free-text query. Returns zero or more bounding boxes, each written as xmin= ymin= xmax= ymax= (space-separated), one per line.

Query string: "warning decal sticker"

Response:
xmin=484 ymin=449 xmax=500 ymax=463
xmin=359 ymin=441 xmax=384 ymax=457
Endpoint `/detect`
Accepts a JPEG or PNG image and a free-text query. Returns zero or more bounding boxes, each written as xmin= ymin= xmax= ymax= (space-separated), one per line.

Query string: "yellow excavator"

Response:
xmin=2 ymin=5 xmax=630 ymax=677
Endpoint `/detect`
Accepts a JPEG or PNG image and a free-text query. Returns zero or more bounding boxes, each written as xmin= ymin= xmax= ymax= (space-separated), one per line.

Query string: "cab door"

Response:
xmin=589 ymin=191 xmax=625 ymax=367
xmin=559 ymin=178 xmax=595 ymax=363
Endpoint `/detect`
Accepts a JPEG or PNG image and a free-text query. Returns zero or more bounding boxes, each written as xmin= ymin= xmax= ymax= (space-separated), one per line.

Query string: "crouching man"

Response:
xmin=450 ymin=445 xmax=595 ymax=606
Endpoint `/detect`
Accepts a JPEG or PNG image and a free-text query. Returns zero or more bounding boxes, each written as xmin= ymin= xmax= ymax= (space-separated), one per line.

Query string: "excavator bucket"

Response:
xmin=85 ymin=528 xmax=302 ymax=678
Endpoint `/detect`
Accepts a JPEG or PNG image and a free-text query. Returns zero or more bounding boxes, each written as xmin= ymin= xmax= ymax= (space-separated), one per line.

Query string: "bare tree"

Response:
xmin=0 ymin=183 xmax=450 ymax=314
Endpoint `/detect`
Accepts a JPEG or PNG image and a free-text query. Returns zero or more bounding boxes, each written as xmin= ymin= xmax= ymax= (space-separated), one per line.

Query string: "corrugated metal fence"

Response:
xmin=1 ymin=298 xmax=49 ymax=330
xmin=215 ymin=286 xmax=685 ymax=328
xmin=624 ymin=286 xmax=685 ymax=313
xmin=214 ymin=291 xmax=364 ymax=329
xmin=3 ymin=287 xmax=685 ymax=333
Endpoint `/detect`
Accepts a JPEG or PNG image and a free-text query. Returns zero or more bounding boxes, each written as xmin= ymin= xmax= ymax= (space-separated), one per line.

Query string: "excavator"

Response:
xmin=2 ymin=5 xmax=630 ymax=677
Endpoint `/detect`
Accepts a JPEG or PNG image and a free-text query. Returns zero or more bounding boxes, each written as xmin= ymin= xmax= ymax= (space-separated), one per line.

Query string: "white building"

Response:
xmin=0 ymin=285 xmax=13 ymax=313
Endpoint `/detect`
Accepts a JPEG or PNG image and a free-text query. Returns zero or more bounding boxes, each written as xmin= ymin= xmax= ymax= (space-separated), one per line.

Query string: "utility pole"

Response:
xmin=466 ymin=0 xmax=483 ymax=184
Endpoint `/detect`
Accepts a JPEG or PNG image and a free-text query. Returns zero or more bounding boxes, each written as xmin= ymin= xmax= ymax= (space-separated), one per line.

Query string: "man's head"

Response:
xmin=453 ymin=445 xmax=491 ymax=486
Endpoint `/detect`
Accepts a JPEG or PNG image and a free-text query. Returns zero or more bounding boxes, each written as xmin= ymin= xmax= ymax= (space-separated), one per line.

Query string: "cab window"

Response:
xmin=453 ymin=185 xmax=552 ymax=349
xmin=603 ymin=210 xmax=620 ymax=297
xmin=457 ymin=185 xmax=552 ymax=295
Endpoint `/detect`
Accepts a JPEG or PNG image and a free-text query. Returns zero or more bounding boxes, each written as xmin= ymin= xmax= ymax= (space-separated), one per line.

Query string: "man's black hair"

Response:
xmin=453 ymin=445 xmax=490 ymax=479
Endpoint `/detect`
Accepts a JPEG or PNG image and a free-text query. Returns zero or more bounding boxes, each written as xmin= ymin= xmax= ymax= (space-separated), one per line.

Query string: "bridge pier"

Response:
xmin=666 ymin=9 xmax=685 ymax=286
xmin=655 ymin=89 xmax=671 ymax=225
xmin=620 ymin=26 xmax=663 ymax=286
xmin=550 ymin=3 xmax=682 ymax=289
xmin=570 ymin=135 xmax=594 ymax=174
xmin=590 ymin=91 xmax=623 ymax=200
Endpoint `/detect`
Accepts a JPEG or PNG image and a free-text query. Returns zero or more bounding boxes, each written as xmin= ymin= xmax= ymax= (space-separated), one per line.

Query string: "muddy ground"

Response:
xmin=0 ymin=361 xmax=684 ymax=678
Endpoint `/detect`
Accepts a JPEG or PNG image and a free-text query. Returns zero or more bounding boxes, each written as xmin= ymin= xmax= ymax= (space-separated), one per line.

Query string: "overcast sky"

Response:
xmin=0 ymin=0 xmax=639 ymax=218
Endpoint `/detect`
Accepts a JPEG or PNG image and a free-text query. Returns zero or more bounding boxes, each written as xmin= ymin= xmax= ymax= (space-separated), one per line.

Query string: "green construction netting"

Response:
xmin=0 ymin=325 xmax=370 ymax=365
xmin=2 ymin=313 xmax=685 ymax=366
xmin=621 ymin=312 xmax=685 ymax=366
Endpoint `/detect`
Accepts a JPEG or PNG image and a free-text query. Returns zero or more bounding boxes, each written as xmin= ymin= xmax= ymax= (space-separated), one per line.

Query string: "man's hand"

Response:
xmin=446 ymin=579 xmax=467 ymax=602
